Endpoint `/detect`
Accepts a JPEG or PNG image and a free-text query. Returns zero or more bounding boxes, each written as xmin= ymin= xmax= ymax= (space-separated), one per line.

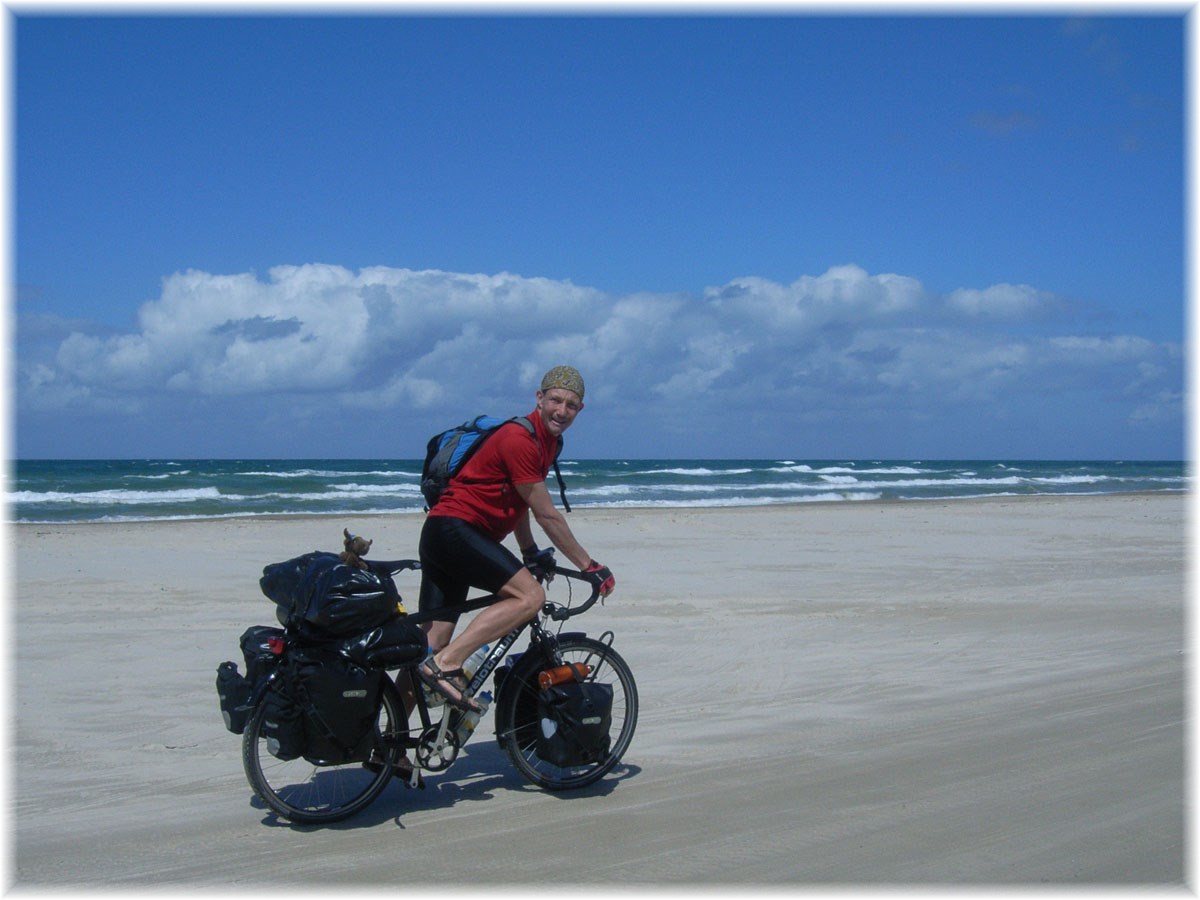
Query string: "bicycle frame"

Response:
xmin=386 ymin=565 xmax=603 ymax=776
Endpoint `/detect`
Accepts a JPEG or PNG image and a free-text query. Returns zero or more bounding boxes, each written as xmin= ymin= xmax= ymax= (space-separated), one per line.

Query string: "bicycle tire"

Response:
xmin=242 ymin=677 xmax=405 ymax=824
xmin=499 ymin=635 xmax=638 ymax=790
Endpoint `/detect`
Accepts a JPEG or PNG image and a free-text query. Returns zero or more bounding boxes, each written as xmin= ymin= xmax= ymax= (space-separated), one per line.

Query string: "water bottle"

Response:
xmin=462 ymin=644 xmax=491 ymax=680
xmin=454 ymin=690 xmax=492 ymax=745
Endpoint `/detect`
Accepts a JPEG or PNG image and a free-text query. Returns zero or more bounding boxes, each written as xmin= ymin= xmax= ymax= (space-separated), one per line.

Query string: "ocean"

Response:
xmin=6 ymin=458 xmax=1188 ymax=524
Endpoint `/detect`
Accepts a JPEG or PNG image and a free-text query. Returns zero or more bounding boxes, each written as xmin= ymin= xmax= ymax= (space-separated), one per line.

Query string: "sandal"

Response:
xmin=416 ymin=657 xmax=483 ymax=713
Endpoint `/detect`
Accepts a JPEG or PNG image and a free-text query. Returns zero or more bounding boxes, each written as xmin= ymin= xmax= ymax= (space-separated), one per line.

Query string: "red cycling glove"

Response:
xmin=585 ymin=560 xmax=616 ymax=596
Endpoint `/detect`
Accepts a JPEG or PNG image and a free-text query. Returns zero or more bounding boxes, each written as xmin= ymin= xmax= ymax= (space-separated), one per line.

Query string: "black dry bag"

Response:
xmin=260 ymin=552 xmax=399 ymax=638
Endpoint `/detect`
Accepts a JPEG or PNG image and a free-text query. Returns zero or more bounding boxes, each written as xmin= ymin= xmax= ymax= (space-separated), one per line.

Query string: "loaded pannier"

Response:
xmin=216 ymin=662 xmax=252 ymax=734
xmin=222 ymin=537 xmax=425 ymax=761
xmin=240 ymin=624 xmax=285 ymax=682
xmin=261 ymin=681 xmax=307 ymax=761
xmin=257 ymin=646 xmax=384 ymax=765
xmin=216 ymin=625 xmax=287 ymax=735
xmin=289 ymin=646 xmax=384 ymax=765
xmin=536 ymin=681 xmax=614 ymax=767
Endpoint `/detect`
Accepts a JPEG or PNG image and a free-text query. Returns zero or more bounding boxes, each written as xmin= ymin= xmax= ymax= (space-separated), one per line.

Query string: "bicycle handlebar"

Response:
xmin=531 ymin=563 xmax=603 ymax=621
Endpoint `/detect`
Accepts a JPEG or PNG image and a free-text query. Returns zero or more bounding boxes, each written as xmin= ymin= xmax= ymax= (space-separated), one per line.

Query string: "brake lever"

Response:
xmin=525 ymin=560 xmax=556 ymax=585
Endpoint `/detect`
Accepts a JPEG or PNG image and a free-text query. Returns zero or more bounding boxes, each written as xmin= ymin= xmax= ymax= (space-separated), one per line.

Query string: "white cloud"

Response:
xmin=706 ymin=264 xmax=924 ymax=334
xmin=15 ymin=263 xmax=1182 ymax=456
xmin=947 ymin=283 xmax=1056 ymax=319
xmin=1044 ymin=334 xmax=1159 ymax=360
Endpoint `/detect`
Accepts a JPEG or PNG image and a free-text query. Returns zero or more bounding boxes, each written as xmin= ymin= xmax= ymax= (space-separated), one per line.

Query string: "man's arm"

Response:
xmin=513 ymin=511 xmax=536 ymax=555
xmin=514 ymin=480 xmax=592 ymax=571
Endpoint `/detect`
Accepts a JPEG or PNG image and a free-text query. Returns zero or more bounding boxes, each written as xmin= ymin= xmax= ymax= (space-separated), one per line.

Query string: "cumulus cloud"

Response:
xmin=15 ymin=262 xmax=1182 ymax=456
xmin=706 ymin=265 xmax=924 ymax=332
xmin=946 ymin=283 xmax=1058 ymax=319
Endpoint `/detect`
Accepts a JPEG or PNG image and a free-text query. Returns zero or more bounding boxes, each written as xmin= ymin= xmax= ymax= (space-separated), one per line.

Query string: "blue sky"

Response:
xmin=13 ymin=11 xmax=1187 ymax=460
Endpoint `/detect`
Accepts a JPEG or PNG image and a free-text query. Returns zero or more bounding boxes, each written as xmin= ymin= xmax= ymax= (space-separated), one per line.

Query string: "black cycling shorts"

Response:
xmin=418 ymin=514 xmax=524 ymax=623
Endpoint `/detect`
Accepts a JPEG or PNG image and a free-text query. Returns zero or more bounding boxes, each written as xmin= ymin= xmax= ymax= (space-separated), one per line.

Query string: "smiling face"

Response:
xmin=536 ymin=387 xmax=584 ymax=437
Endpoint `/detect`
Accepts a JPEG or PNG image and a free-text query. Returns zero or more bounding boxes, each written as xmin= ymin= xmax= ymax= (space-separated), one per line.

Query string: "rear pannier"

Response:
xmin=290 ymin=646 xmax=384 ymax=765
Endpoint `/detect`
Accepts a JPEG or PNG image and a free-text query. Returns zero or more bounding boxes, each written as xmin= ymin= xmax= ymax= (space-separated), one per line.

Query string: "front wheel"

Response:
xmin=242 ymin=677 xmax=405 ymax=824
xmin=499 ymin=636 xmax=638 ymax=790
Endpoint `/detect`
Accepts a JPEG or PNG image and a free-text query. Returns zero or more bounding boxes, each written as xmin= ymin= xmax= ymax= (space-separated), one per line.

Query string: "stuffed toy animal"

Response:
xmin=340 ymin=528 xmax=373 ymax=570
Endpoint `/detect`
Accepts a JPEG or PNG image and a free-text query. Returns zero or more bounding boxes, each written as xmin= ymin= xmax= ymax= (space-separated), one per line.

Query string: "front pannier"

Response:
xmin=536 ymin=681 xmax=614 ymax=767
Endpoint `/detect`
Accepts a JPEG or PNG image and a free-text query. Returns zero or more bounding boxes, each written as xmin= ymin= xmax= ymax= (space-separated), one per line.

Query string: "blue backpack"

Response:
xmin=420 ymin=415 xmax=569 ymax=512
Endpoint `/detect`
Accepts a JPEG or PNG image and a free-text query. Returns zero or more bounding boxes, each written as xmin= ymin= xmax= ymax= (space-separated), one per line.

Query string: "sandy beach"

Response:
xmin=10 ymin=493 xmax=1187 ymax=887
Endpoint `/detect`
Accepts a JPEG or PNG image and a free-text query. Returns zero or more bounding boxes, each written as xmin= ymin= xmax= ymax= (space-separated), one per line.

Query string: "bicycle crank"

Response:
xmin=415 ymin=724 xmax=460 ymax=771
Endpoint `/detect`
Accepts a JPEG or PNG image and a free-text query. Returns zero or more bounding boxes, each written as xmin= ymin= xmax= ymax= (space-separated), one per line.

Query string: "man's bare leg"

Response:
xmin=434 ymin=567 xmax=544 ymax=672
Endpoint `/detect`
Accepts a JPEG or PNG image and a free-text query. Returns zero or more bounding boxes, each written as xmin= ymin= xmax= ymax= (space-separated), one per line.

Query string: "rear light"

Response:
xmin=268 ymin=636 xmax=285 ymax=655
xmin=538 ymin=663 xmax=591 ymax=690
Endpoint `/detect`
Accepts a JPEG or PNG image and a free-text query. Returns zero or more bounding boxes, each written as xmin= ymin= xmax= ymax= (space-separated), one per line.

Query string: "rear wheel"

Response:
xmin=499 ymin=636 xmax=637 ymax=790
xmin=242 ymin=678 xmax=405 ymax=824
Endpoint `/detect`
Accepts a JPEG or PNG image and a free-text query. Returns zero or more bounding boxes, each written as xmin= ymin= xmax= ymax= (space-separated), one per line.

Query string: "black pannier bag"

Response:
xmin=260 ymin=552 xmax=399 ymax=637
xmin=240 ymin=624 xmax=285 ymax=682
xmin=261 ymin=683 xmax=307 ymax=761
xmin=216 ymin=661 xmax=253 ymax=734
xmin=216 ymin=625 xmax=286 ymax=735
xmin=536 ymin=681 xmax=614 ymax=767
xmin=291 ymin=646 xmax=384 ymax=765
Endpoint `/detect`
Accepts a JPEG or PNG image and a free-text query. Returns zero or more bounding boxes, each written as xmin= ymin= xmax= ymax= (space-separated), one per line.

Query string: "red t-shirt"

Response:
xmin=428 ymin=412 xmax=559 ymax=541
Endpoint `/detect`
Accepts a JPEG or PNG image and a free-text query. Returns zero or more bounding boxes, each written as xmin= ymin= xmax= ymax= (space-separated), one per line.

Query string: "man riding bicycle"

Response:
xmin=416 ymin=365 xmax=616 ymax=713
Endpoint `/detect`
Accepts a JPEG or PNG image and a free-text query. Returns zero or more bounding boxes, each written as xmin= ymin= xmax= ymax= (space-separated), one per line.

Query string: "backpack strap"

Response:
xmin=552 ymin=453 xmax=571 ymax=513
